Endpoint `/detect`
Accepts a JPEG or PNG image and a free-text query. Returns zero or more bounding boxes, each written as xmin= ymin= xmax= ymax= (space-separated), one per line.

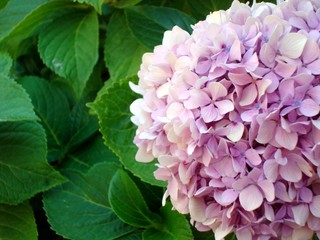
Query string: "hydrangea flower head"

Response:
xmin=130 ymin=0 xmax=320 ymax=239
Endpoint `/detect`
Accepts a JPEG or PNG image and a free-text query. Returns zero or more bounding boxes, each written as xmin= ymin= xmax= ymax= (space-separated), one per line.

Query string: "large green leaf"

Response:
xmin=0 ymin=202 xmax=37 ymax=240
xmin=113 ymin=0 xmax=142 ymax=8
xmin=0 ymin=76 xmax=37 ymax=122
xmin=38 ymin=10 xmax=99 ymax=97
xmin=88 ymin=76 xmax=165 ymax=187
xmin=104 ymin=10 xmax=148 ymax=81
xmin=19 ymin=76 xmax=71 ymax=161
xmin=44 ymin=162 xmax=135 ymax=240
xmin=74 ymin=0 xmax=104 ymax=13
xmin=0 ymin=121 xmax=65 ymax=204
xmin=109 ymin=170 xmax=162 ymax=228
xmin=0 ymin=52 xmax=12 ymax=76
xmin=142 ymin=204 xmax=193 ymax=240
xmin=0 ymin=0 xmax=74 ymax=56
xmin=187 ymin=0 xmax=233 ymax=20
xmin=125 ymin=6 xmax=195 ymax=49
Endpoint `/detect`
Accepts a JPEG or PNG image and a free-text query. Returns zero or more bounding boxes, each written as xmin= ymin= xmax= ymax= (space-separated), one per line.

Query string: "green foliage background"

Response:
xmin=0 ymin=0 xmax=277 ymax=239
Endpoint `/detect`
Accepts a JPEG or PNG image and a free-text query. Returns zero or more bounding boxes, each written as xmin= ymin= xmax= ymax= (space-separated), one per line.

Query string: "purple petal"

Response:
xmin=274 ymin=60 xmax=296 ymax=78
xmin=258 ymin=180 xmax=275 ymax=202
xmin=239 ymin=84 xmax=257 ymax=106
xmin=275 ymin=127 xmax=298 ymax=150
xmin=245 ymin=148 xmax=262 ymax=166
xmin=279 ymin=162 xmax=302 ymax=182
xmin=256 ymin=120 xmax=277 ymax=144
xmin=215 ymin=100 xmax=234 ymax=115
xmin=239 ymin=185 xmax=263 ymax=211
xmin=310 ymin=195 xmax=320 ymax=218
xmin=263 ymin=160 xmax=279 ymax=182
xmin=307 ymin=59 xmax=320 ymax=74
xmin=215 ymin=189 xmax=239 ymax=206
xmin=302 ymin=39 xmax=319 ymax=64
xmin=299 ymin=98 xmax=320 ymax=117
xmin=279 ymin=33 xmax=308 ymax=59
xmin=184 ymin=89 xmax=211 ymax=109
xmin=292 ymin=204 xmax=309 ymax=226
xmin=308 ymin=86 xmax=320 ymax=104
xmin=201 ymin=104 xmax=219 ymax=123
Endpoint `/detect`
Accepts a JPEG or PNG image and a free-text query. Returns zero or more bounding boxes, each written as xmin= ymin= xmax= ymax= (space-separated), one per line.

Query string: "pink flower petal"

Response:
xmin=136 ymin=147 xmax=154 ymax=162
xmin=263 ymin=160 xmax=279 ymax=182
xmin=299 ymin=98 xmax=320 ymax=117
xmin=256 ymin=120 xmax=277 ymax=144
xmin=189 ymin=197 xmax=207 ymax=222
xmin=215 ymin=100 xmax=234 ymax=115
xmin=201 ymin=104 xmax=219 ymax=123
xmin=184 ymin=89 xmax=211 ymax=109
xmin=310 ymin=195 xmax=320 ymax=218
xmin=308 ymin=86 xmax=320 ymax=104
xmin=302 ymin=39 xmax=320 ymax=64
xmin=226 ymin=122 xmax=244 ymax=142
xmin=228 ymin=72 xmax=253 ymax=86
xmin=239 ymin=84 xmax=257 ymax=106
xmin=307 ymin=59 xmax=320 ymax=74
xmin=256 ymin=79 xmax=272 ymax=99
xmin=279 ymin=33 xmax=308 ymax=59
xmin=215 ymin=189 xmax=239 ymax=206
xmin=229 ymin=39 xmax=242 ymax=62
xmin=292 ymin=204 xmax=309 ymax=226
xmin=245 ymin=148 xmax=262 ymax=166
xmin=274 ymin=60 xmax=296 ymax=78
xmin=208 ymin=82 xmax=228 ymax=100
xmin=258 ymin=180 xmax=275 ymax=202
xmin=275 ymin=127 xmax=298 ymax=150
xmin=239 ymin=185 xmax=263 ymax=211
xmin=279 ymin=162 xmax=302 ymax=182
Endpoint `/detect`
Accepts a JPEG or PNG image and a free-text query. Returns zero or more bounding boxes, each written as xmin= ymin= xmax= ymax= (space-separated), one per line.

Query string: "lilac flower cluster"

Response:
xmin=130 ymin=0 xmax=320 ymax=239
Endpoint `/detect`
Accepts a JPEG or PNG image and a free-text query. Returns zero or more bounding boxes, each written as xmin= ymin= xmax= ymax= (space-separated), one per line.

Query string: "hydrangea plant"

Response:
xmin=131 ymin=0 xmax=320 ymax=239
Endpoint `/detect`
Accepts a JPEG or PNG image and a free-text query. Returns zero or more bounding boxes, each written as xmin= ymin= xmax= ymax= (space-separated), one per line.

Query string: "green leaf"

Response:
xmin=38 ymin=10 xmax=99 ymax=97
xmin=62 ymin=136 xmax=118 ymax=173
xmin=19 ymin=76 xmax=71 ymax=161
xmin=109 ymin=170 xmax=162 ymax=228
xmin=125 ymin=6 xmax=196 ymax=49
xmin=187 ymin=0 xmax=233 ymax=20
xmin=113 ymin=0 xmax=142 ymax=8
xmin=88 ymin=76 xmax=165 ymax=187
xmin=0 ymin=52 xmax=12 ymax=76
xmin=142 ymin=204 xmax=193 ymax=240
xmin=73 ymin=0 xmax=105 ymax=13
xmin=0 ymin=202 xmax=37 ymax=240
xmin=44 ymin=162 xmax=135 ymax=240
xmin=0 ymin=0 xmax=74 ymax=56
xmin=0 ymin=121 xmax=65 ymax=204
xmin=117 ymin=230 xmax=143 ymax=240
xmin=105 ymin=10 xmax=148 ymax=81
xmin=0 ymin=76 xmax=37 ymax=122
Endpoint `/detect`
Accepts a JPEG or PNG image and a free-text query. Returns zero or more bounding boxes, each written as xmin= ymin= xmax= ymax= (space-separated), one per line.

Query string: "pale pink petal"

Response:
xmin=236 ymin=228 xmax=252 ymax=240
xmin=245 ymin=148 xmax=262 ymax=166
xmin=239 ymin=84 xmax=258 ymax=106
xmin=279 ymin=33 xmax=308 ymax=59
xmin=307 ymin=59 xmax=320 ymax=74
xmin=241 ymin=109 xmax=259 ymax=122
xmin=228 ymin=72 xmax=253 ymax=86
xmin=291 ymin=228 xmax=314 ymax=240
xmin=214 ymin=225 xmax=233 ymax=240
xmin=258 ymin=180 xmax=275 ymax=202
xmin=226 ymin=122 xmax=244 ymax=142
xmin=229 ymin=39 xmax=242 ymax=62
xmin=310 ymin=195 xmax=320 ymax=218
xmin=184 ymin=89 xmax=211 ymax=109
xmin=201 ymin=104 xmax=219 ymax=123
xmin=274 ymin=60 xmax=296 ymax=78
xmin=259 ymin=43 xmax=276 ymax=67
xmin=215 ymin=189 xmax=239 ymax=206
xmin=302 ymin=39 xmax=320 ymax=64
xmin=239 ymin=185 xmax=263 ymax=211
xmin=215 ymin=100 xmax=235 ymax=115
xmin=189 ymin=197 xmax=207 ymax=222
xmin=166 ymin=102 xmax=184 ymax=119
xmin=136 ymin=147 xmax=154 ymax=162
xmin=256 ymin=79 xmax=272 ymax=99
xmin=263 ymin=160 xmax=279 ymax=182
xmin=275 ymin=127 xmax=298 ymax=150
xmin=299 ymin=98 xmax=320 ymax=117
xmin=308 ymin=86 xmax=320 ymax=104
xmin=292 ymin=204 xmax=309 ymax=226
xmin=196 ymin=57 xmax=211 ymax=75
xmin=279 ymin=162 xmax=302 ymax=182
xmin=256 ymin=120 xmax=277 ymax=144
xmin=208 ymin=82 xmax=228 ymax=100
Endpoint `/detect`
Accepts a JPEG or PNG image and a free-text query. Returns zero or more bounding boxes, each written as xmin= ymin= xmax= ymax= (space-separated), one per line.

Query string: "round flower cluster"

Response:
xmin=130 ymin=0 xmax=320 ymax=239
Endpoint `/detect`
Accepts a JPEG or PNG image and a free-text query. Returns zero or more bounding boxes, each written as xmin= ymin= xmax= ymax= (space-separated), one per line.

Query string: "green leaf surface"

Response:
xmin=0 ymin=76 xmax=37 ymax=122
xmin=0 ymin=121 xmax=65 ymax=204
xmin=38 ymin=10 xmax=99 ymax=97
xmin=142 ymin=204 xmax=193 ymax=240
xmin=0 ymin=52 xmax=12 ymax=76
xmin=74 ymin=0 xmax=105 ymax=13
xmin=109 ymin=170 xmax=162 ymax=228
xmin=62 ymin=136 xmax=118 ymax=173
xmin=116 ymin=230 xmax=143 ymax=240
xmin=0 ymin=0 xmax=74 ymax=56
xmin=125 ymin=6 xmax=195 ymax=49
xmin=187 ymin=0 xmax=233 ymax=20
xmin=88 ymin=76 xmax=165 ymax=187
xmin=19 ymin=76 xmax=71 ymax=161
xmin=105 ymin=10 xmax=148 ymax=81
xmin=113 ymin=0 xmax=142 ymax=8
xmin=44 ymin=162 xmax=135 ymax=240
xmin=0 ymin=202 xmax=37 ymax=240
